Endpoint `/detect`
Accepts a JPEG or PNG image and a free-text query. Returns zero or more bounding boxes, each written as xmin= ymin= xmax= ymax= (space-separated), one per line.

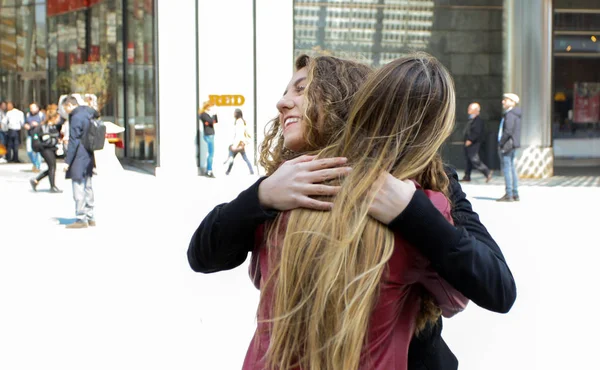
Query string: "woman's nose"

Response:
xmin=276 ymin=96 xmax=294 ymax=112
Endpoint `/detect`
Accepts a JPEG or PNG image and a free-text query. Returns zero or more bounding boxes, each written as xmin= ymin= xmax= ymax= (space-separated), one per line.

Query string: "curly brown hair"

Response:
xmin=258 ymin=55 xmax=373 ymax=175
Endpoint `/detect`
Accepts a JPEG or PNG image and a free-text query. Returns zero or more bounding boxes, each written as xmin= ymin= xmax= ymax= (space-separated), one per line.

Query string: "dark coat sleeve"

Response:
xmin=467 ymin=117 xmax=484 ymax=143
xmin=388 ymin=168 xmax=517 ymax=313
xmin=65 ymin=113 xmax=85 ymax=166
xmin=188 ymin=177 xmax=277 ymax=273
xmin=499 ymin=113 xmax=516 ymax=149
xmin=188 ymin=169 xmax=517 ymax=313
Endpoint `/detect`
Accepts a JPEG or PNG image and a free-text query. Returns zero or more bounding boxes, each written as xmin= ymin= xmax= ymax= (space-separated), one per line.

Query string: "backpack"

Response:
xmin=82 ymin=118 xmax=106 ymax=152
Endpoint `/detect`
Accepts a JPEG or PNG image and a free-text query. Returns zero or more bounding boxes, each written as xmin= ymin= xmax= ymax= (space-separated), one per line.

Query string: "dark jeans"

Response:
xmin=464 ymin=144 xmax=490 ymax=179
xmin=226 ymin=149 xmax=254 ymax=175
xmin=6 ymin=129 xmax=20 ymax=162
xmin=36 ymin=149 xmax=57 ymax=188
xmin=500 ymin=150 xmax=519 ymax=197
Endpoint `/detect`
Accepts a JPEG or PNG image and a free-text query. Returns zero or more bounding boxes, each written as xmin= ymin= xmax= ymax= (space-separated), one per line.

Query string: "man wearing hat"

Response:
xmin=497 ymin=93 xmax=522 ymax=202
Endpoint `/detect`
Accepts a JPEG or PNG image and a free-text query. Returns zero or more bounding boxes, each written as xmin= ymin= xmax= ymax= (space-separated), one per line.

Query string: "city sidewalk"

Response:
xmin=1 ymin=161 xmax=599 ymax=369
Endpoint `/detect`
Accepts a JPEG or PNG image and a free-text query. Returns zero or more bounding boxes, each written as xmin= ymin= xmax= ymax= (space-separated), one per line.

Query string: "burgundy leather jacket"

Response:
xmin=243 ymin=189 xmax=468 ymax=370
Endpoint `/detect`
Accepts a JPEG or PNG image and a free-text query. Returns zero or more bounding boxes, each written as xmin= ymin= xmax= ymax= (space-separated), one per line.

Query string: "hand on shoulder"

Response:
xmin=258 ymin=155 xmax=352 ymax=212
xmin=368 ymin=173 xmax=417 ymax=225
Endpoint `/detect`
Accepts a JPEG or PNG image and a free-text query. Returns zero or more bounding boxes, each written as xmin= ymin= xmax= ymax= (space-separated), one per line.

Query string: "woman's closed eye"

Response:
xmin=296 ymin=85 xmax=306 ymax=93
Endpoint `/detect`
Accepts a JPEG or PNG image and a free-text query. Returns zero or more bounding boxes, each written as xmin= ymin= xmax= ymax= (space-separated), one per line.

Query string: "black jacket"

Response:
xmin=31 ymin=124 xmax=59 ymax=151
xmin=188 ymin=167 xmax=517 ymax=370
xmin=499 ymin=108 xmax=522 ymax=154
xmin=199 ymin=112 xmax=215 ymax=136
xmin=464 ymin=116 xmax=484 ymax=144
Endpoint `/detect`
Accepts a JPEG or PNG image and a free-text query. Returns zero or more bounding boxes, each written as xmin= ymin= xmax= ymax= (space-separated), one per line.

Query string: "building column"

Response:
xmin=155 ymin=0 xmax=198 ymax=178
xmin=505 ymin=0 xmax=554 ymax=178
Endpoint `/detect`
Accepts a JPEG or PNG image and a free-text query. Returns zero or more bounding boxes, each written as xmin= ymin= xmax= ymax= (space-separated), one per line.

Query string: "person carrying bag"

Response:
xmin=29 ymin=108 xmax=62 ymax=193
xmin=225 ymin=109 xmax=254 ymax=175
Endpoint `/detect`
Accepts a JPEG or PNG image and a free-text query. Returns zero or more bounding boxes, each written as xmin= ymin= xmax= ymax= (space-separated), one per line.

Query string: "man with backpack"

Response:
xmin=62 ymin=95 xmax=101 ymax=229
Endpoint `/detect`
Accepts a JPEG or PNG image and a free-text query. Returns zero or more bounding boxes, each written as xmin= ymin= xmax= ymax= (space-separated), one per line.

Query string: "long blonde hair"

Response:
xmin=261 ymin=53 xmax=456 ymax=370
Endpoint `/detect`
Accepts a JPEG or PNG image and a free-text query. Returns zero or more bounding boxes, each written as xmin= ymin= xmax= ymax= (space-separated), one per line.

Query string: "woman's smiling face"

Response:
xmin=277 ymin=67 xmax=308 ymax=152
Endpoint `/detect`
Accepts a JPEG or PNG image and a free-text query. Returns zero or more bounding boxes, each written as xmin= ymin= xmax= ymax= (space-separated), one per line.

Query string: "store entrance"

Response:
xmin=552 ymin=4 xmax=600 ymax=164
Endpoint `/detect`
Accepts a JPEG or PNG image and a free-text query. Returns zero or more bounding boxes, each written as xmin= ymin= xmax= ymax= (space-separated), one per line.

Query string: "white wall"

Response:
xmin=156 ymin=0 xmax=198 ymax=178
xmin=197 ymin=0 xmax=257 ymax=175
xmin=157 ymin=0 xmax=294 ymax=177
xmin=255 ymin=0 xmax=295 ymax=174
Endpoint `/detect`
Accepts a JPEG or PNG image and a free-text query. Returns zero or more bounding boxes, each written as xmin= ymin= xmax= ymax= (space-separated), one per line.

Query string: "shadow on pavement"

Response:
xmin=473 ymin=196 xmax=499 ymax=201
xmin=53 ymin=217 xmax=78 ymax=225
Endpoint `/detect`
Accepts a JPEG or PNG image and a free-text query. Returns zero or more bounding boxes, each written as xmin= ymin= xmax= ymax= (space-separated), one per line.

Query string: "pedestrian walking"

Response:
xmin=29 ymin=107 xmax=62 ymax=193
xmin=461 ymin=102 xmax=492 ymax=182
xmin=497 ymin=93 xmax=522 ymax=202
xmin=25 ymin=103 xmax=44 ymax=172
xmin=225 ymin=109 xmax=254 ymax=175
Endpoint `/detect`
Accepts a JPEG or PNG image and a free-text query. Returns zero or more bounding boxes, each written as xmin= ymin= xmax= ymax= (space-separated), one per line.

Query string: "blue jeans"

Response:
xmin=73 ymin=176 xmax=94 ymax=222
xmin=203 ymin=134 xmax=215 ymax=172
xmin=26 ymin=136 xmax=42 ymax=169
xmin=500 ymin=150 xmax=519 ymax=198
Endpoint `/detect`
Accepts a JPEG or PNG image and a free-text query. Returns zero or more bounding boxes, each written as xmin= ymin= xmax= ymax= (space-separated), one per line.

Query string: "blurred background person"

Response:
xmin=25 ymin=103 xmax=44 ymax=172
xmin=5 ymin=101 xmax=25 ymax=163
xmin=199 ymin=101 xmax=217 ymax=178
xmin=461 ymin=102 xmax=492 ymax=182
xmin=62 ymin=96 xmax=97 ymax=229
xmin=0 ymin=101 xmax=8 ymax=163
xmin=29 ymin=106 xmax=62 ymax=193
xmin=224 ymin=108 xmax=254 ymax=176
xmin=497 ymin=93 xmax=522 ymax=202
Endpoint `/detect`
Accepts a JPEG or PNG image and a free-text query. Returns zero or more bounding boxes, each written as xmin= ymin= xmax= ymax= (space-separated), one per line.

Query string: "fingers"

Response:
xmin=298 ymin=197 xmax=334 ymax=211
xmin=287 ymin=154 xmax=317 ymax=164
xmin=307 ymin=167 xmax=352 ymax=183
xmin=304 ymin=184 xmax=342 ymax=196
xmin=301 ymin=157 xmax=348 ymax=171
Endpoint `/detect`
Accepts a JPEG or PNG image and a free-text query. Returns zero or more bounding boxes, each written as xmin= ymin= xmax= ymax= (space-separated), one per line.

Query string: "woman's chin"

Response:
xmin=283 ymin=138 xmax=305 ymax=153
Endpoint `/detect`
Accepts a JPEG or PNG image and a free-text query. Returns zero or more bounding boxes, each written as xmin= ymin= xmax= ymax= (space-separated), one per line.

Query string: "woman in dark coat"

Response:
xmin=29 ymin=107 xmax=62 ymax=193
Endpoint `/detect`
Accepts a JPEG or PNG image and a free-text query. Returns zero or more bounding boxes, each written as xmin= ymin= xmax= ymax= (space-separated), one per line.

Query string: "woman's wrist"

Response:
xmin=257 ymin=177 xmax=274 ymax=210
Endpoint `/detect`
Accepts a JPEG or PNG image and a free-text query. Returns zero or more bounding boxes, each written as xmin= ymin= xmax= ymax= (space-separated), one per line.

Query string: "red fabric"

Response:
xmin=243 ymin=190 xmax=468 ymax=369
xmin=47 ymin=0 xmax=104 ymax=16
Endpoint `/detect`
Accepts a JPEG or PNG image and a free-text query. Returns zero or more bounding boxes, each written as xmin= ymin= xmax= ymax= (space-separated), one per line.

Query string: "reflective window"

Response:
xmin=0 ymin=1 xmax=48 ymax=109
xmin=126 ymin=0 xmax=157 ymax=163
xmin=293 ymin=0 xmax=505 ymax=168
xmin=552 ymin=1 xmax=600 ymax=159
xmin=2 ymin=0 xmax=157 ymax=164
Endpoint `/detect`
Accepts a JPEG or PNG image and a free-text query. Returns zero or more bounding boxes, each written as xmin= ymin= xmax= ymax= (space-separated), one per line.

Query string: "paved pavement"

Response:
xmin=1 ymin=161 xmax=599 ymax=369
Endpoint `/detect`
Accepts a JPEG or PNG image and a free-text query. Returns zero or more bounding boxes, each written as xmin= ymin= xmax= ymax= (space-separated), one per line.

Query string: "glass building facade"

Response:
xmin=294 ymin=0 xmax=505 ymax=168
xmin=0 ymin=0 xmax=158 ymax=165
xmin=294 ymin=0 xmax=600 ymax=170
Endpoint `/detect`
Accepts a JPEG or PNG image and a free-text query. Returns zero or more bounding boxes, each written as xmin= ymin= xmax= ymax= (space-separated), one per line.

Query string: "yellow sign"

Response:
xmin=209 ymin=95 xmax=245 ymax=107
